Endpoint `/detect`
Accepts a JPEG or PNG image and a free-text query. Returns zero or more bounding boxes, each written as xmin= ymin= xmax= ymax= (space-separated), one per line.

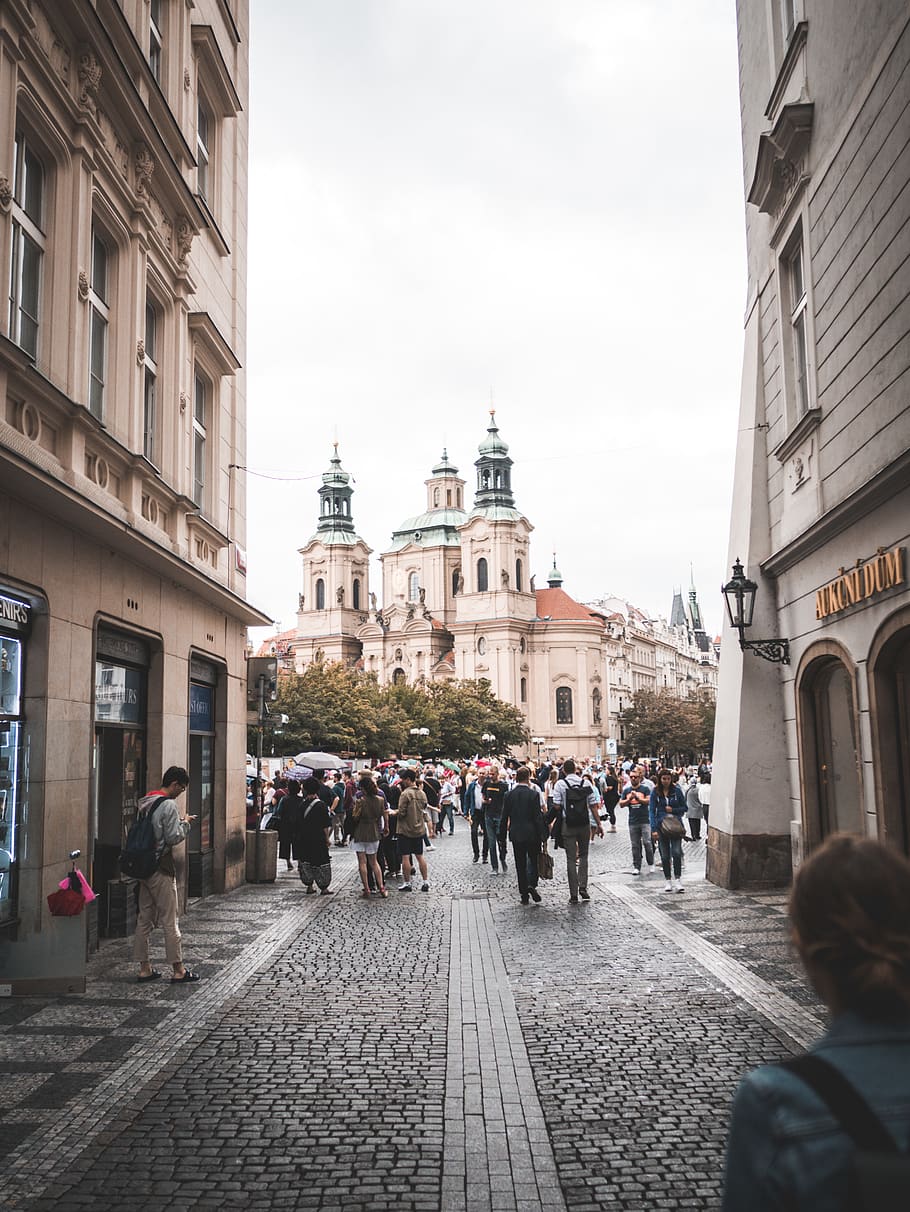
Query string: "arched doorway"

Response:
xmin=797 ymin=647 xmax=863 ymax=850
xmin=869 ymin=608 xmax=910 ymax=855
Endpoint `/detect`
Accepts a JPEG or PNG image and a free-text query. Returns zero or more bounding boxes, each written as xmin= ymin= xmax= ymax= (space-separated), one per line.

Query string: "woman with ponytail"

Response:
xmin=723 ymin=833 xmax=910 ymax=1210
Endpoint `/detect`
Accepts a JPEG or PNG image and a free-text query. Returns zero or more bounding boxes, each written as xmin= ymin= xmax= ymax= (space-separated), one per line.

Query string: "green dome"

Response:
xmin=478 ymin=415 xmax=509 ymax=457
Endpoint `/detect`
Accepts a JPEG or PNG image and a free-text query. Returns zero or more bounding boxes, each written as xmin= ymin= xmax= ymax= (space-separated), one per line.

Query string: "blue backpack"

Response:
xmin=119 ymin=797 xmax=167 ymax=879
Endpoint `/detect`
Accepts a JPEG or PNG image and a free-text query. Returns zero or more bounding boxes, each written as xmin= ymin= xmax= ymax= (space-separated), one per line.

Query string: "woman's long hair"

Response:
xmin=790 ymin=834 xmax=910 ymax=1019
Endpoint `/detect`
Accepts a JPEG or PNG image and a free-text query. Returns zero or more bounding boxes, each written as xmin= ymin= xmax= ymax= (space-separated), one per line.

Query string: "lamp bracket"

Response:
xmin=741 ymin=637 xmax=790 ymax=665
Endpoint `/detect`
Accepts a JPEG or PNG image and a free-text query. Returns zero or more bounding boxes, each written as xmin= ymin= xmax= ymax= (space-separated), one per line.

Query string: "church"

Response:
xmin=282 ymin=413 xmax=710 ymax=757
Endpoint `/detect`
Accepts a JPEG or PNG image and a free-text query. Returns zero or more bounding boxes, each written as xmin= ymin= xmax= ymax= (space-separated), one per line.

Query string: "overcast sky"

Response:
xmin=245 ymin=0 xmax=746 ymax=643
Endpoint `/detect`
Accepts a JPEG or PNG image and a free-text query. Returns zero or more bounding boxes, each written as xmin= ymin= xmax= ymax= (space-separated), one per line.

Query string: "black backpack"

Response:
xmin=782 ymin=1054 xmax=910 ymax=1209
xmin=119 ymin=796 xmax=167 ymax=879
xmin=563 ymin=781 xmax=590 ymax=827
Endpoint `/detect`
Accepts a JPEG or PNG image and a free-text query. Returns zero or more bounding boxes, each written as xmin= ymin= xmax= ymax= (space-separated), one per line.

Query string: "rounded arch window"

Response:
xmin=392 ymin=667 xmax=406 ymax=685
xmin=408 ymin=572 xmax=419 ymax=601
xmin=519 ymin=636 xmax=526 ymax=654
xmin=315 ymin=578 xmax=325 ymax=610
xmin=352 ymin=578 xmax=361 ymax=610
xmin=433 ymin=487 xmax=440 ymax=506
xmin=520 ymin=676 xmax=527 ymax=703
xmin=477 ymin=557 xmax=488 ymax=592
xmin=477 ymin=636 xmax=486 ymax=655
xmin=515 ymin=558 xmax=523 ymax=592
xmin=555 ymin=686 xmax=573 ymax=725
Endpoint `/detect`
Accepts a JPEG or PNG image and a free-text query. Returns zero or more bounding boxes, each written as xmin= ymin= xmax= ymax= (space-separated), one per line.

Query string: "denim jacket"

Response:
xmin=648 ymin=785 xmax=686 ymax=835
xmin=722 ymin=1012 xmax=910 ymax=1211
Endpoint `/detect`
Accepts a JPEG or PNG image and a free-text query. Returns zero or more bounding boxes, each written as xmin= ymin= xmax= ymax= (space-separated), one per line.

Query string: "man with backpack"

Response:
xmin=132 ymin=766 xmax=200 ymax=984
xmin=552 ymin=758 xmax=601 ymax=904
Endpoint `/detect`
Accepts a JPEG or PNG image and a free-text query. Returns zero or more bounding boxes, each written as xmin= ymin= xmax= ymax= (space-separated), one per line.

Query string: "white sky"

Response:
xmin=245 ymin=0 xmax=746 ymax=643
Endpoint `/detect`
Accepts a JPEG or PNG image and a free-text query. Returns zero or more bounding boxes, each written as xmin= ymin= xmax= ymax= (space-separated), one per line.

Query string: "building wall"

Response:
xmin=0 ymin=0 xmax=263 ymax=991
xmin=709 ymin=2 xmax=910 ymax=888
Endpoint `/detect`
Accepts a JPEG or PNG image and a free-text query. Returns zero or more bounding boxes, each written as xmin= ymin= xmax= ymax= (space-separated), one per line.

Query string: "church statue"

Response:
xmin=370 ymin=591 xmax=377 ymax=611
xmin=336 ymin=585 xmax=344 ymax=605
xmin=298 ymin=593 xmax=305 ymax=611
xmin=501 ymin=568 xmax=510 ymax=588
xmin=418 ymin=586 xmax=426 ymax=604
xmin=455 ymin=570 xmax=464 ymax=594
xmin=530 ymin=574 xmax=536 ymax=592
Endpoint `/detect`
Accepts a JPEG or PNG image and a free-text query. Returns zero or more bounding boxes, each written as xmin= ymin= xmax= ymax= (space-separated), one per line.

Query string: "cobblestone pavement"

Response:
xmin=0 ymin=815 xmax=822 ymax=1210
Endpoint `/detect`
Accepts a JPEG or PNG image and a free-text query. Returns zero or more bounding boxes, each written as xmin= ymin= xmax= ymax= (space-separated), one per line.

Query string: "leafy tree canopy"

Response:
xmin=621 ymin=689 xmax=714 ymax=764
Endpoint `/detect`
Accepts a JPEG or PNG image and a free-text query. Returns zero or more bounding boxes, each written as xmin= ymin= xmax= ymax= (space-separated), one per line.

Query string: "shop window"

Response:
xmin=799 ymin=654 xmax=862 ymax=847
xmin=315 ymin=579 xmax=325 ymax=610
xmin=869 ymin=612 xmax=910 ymax=856
xmin=0 ymin=603 xmax=30 ymax=926
xmin=9 ymin=130 xmax=46 ymax=360
xmin=477 ymin=558 xmax=488 ymax=592
xmin=556 ymin=686 xmax=573 ymax=725
xmin=188 ymin=659 xmax=218 ymax=897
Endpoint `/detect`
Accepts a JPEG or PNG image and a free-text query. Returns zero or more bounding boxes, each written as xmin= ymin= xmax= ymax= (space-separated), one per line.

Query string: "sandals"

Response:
xmin=137 ymin=970 xmax=162 ymax=983
xmin=170 ymin=970 xmax=201 ymax=984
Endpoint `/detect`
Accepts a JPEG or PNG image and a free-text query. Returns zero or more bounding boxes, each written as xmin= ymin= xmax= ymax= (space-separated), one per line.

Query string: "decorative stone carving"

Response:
xmin=134 ymin=143 xmax=155 ymax=199
xmin=0 ymin=175 xmax=12 ymax=211
xmin=77 ymin=46 xmax=102 ymax=108
xmin=175 ymin=214 xmax=194 ymax=263
xmin=136 ymin=339 xmax=145 ymax=366
xmin=747 ymin=102 xmax=814 ymax=218
xmin=787 ymin=435 xmax=815 ymax=494
xmin=179 ymin=391 xmax=188 ymax=414
xmin=32 ymin=5 xmax=71 ymax=84
xmin=77 ymin=270 xmax=89 ymax=301
xmin=336 ymin=585 xmax=344 ymax=605
xmin=184 ymin=67 xmax=191 ymax=91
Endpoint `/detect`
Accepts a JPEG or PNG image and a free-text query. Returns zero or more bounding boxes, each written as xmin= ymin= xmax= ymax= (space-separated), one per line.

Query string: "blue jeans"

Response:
xmin=485 ymin=815 xmax=502 ymax=870
xmin=658 ymin=833 xmax=682 ymax=879
xmin=439 ymin=803 xmax=455 ymax=833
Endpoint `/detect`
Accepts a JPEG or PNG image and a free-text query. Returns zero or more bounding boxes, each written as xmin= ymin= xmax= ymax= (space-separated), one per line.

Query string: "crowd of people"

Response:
xmin=257 ymin=755 xmax=713 ymax=905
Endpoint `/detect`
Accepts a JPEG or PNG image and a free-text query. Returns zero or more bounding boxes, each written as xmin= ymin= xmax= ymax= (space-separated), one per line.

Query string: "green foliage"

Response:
xmin=621 ymin=689 xmax=715 ymax=763
xmin=249 ymin=663 xmax=528 ymax=759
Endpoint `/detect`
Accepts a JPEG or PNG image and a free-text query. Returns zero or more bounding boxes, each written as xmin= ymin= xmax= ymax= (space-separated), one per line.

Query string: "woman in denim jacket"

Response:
xmin=722 ymin=834 xmax=910 ymax=1211
xmin=649 ymin=769 xmax=687 ymax=893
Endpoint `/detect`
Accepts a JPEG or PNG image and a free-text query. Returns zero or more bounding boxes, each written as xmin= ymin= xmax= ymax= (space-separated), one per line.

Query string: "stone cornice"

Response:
xmin=747 ymin=101 xmax=814 ymax=218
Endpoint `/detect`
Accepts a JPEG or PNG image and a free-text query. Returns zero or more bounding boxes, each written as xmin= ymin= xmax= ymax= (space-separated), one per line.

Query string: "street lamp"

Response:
xmin=531 ymin=736 xmax=545 ymax=761
xmin=409 ymin=726 xmax=429 ymax=756
xmin=481 ymin=732 xmax=496 ymax=756
xmin=722 ymin=558 xmax=790 ymax=664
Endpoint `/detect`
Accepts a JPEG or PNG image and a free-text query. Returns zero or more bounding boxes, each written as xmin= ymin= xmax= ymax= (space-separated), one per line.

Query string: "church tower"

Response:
xmin=295 ymin=445 xmax=372 ymax=667
xmin=452 ymin=411 xmax=535 ymax=699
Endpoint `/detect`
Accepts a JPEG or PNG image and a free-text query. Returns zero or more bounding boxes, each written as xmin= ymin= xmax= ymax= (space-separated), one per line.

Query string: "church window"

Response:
xmin=352 ymin=578 xmax=361 ymax=610
xmin=477 ymin=636 xmax=486 ymax=655
xmin=315 ymin=579 xmax=325 ymax=610
xmin=520 ymin=677 xmax=527 ymax=703
xmin=477 ymin=558 xmax=488 ymax=592
xmin=457 ymin=488 xmax=462 ymax=507
xmin=392 ymin=667 xmax=406 ymax=685
xmin=515 ymin=559 xmax=523 ymax=592
xmin=556 ymin=686 xmax=573 ymax=725
xmin=433 ymin=488 xmax=440 ymax=506
xmin=446 ymin=489 xmax=452 ymax=506
xmin=519 ymin=636 xmax=526 ymax=654
xmin=452 ymin=569 xmax=460 ymax=597
xmin=408 ymin=572 xmax=419 ymax=601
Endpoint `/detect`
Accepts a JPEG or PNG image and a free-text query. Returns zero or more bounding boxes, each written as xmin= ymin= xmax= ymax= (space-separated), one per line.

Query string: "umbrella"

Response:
xmin=475 ymin=758 xmax=492 ymax=767
xmin=293 ymin=751 xmax=346 ymax=771
xmin=440 ymin=760 xmax=460 ymax=772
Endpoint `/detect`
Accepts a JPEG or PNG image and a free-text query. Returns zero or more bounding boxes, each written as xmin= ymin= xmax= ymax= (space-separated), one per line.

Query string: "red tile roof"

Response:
xmin=534 ymin=588 xmax=604 ymax=626
xmin=255 ymin=627 xmax=296 ymax=657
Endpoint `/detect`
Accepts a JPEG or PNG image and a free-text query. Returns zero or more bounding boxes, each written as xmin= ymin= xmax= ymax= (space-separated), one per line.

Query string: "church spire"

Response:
xmin=473 ymin=409 xmax=516 ymax=511
xmin=315 ymin=443 xmax=356 ymax=537
xmin=547 ymin=553 xmax=563 ymax=588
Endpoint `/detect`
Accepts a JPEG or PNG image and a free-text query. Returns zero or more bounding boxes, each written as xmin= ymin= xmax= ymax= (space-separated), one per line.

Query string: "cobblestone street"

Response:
xmin=0 ymin=817 xmax=822 ymax=1211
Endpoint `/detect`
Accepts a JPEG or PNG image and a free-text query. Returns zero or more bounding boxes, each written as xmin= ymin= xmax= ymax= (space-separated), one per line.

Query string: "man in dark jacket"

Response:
xmin=502 ymin=767 xmax=547 ymax=905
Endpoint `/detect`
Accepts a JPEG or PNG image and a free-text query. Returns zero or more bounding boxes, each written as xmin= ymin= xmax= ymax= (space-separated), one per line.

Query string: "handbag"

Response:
xmin=660 ymin=813 xmax=686 ymax=839
xmin=537 ymin=848 xmax=554 ymax=880
xmin=47 ymin=888 xmax=85 ymax=916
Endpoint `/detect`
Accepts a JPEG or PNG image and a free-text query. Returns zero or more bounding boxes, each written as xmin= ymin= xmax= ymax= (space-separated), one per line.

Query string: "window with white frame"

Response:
xmin=149 ymin=0 xmax=163 ymax=82
xmin=782 ymin=227 xmax=811 ymax=419
xmin=196 ymin=97 xmax=211 ymax=203
xmin=781 ymin=0 xmax=797 ymax=42
xmin=192 ymin=370 xmax=209 ymax=509
xmin=408 ymin=572 xmax=419 ymax=602
xmin=87 ymin=227 xmax=110 ymax=420
xmin=143 ymin=299 xmax=158 ymax=462
xmin=9 ymin=131 xmax=45 ymax=360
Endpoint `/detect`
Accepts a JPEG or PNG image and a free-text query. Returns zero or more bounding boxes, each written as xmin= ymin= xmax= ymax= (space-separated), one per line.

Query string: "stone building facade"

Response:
xmin=275 ymin=414 xmax=716 ymax=760
xmin=709 ymin=2 xmax=910 ymax=888
xmin=0 ymin=0 xmax=266 ymax=992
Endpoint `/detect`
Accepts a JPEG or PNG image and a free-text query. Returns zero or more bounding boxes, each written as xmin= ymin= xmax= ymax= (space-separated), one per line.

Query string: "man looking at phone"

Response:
xmin=133 ymin=766 xmax=201 ymax=984
xmin=620 ymin=768 xmax=656 ymax=876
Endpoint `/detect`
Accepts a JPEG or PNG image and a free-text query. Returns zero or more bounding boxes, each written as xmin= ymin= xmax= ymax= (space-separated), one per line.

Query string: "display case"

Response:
xmin=0 ymin=636 xmax=24 ymax=922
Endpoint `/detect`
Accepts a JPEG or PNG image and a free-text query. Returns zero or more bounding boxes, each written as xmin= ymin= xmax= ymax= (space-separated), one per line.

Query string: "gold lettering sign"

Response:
xmin=815 ymin=546 xmax=906 ymax=621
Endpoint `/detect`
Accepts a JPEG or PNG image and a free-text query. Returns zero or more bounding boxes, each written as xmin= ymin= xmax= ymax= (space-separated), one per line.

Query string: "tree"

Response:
xmin=621 ymin=689 xmax=711 ymax=764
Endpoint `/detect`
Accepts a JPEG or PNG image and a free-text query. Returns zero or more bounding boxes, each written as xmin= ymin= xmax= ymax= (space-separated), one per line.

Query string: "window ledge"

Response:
xmin=747 ymin=101 xmax=814 ymax=217
xmin=195 ymin=192 xmax=231 ymax=257
xmin=773 ymin=406 xmax=822 ymax=464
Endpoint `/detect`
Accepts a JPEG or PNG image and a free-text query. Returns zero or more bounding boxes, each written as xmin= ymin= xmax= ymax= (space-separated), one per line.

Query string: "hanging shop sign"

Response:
xmin=815 ymin=545 xmax=906 ymax=621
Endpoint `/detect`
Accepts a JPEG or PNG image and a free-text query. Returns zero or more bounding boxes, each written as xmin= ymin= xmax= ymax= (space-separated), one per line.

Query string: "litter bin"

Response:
xmin=245 ymin=829 xmax=258 ymax=882
xmin=254 ymin=827 xmax=278 ymax=883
